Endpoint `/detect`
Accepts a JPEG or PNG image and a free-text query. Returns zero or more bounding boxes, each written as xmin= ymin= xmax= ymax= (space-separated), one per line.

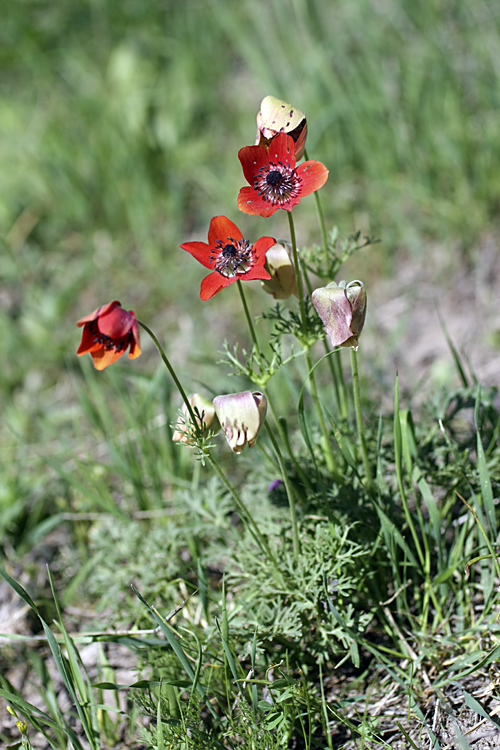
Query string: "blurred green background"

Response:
xmin=2 ymin=0 xmax=500 ymax=547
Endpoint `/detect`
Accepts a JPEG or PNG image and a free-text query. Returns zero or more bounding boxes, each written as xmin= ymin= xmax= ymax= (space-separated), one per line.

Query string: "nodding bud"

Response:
xmin=213 ymin=391 xmax=267 ymax=454
xmin=311 ymin=280 xmax=367 ymax=350
xmin=261 ymin=242 xmax=299 ymax=299
xmin=256 ymin=95 xmax=307 ymax=160
xmin=172 ymin=393 xmax=215 ymax=443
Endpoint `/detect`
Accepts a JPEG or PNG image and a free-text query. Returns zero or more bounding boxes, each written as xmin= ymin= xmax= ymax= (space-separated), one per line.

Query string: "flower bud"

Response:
xmin=172 ymin=393 xmax=215 ymax=443
xmin=16 ymin=720 xmax=28 ymax=735
xmin=261 ymin=243 xmax=299 ymax=299
xmin=311 ymin=280 xmax=367 ymax=350
xmin=213 ymin=391 xmax=267 ymax=454
xmin=256 ymin=95 xmax=307 ymax=159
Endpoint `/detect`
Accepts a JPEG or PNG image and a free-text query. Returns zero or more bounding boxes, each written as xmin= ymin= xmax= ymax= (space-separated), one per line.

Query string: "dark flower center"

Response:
xmin=210 ymin=237 xmax=253 ymax=277
xmin=254 ymin=161 xmax=301 ymax=205
xmin=88 ymin=320 xmax=131 ymax=352
xmin=266 ymin=170 xmax=283 ymax=187
xmin=222 ymin=244 xmax=238 ymax=258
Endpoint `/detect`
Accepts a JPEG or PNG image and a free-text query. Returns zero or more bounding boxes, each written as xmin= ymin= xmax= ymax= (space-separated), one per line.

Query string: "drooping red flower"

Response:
xmin=180 ymin=215 xmax=275 ymax=300
xmin=237 ymin=132 xmax=329 ymax=217
xmin=77 ymin=300 xmax=141 ymax=370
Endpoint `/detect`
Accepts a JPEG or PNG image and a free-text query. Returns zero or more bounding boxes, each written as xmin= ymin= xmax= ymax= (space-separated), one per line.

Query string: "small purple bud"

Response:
xmin=267 ymin=479 xmax=282 ymax=492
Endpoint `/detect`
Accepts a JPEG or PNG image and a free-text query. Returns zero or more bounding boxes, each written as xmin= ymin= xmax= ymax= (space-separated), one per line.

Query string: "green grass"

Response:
xmin=2 ymin=1 xmax=500 ymax=747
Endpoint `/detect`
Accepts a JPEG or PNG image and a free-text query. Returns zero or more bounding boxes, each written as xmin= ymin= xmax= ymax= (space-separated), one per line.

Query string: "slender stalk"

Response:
xmin=350 ymin=348 xmax=374 ymax=492
xmin=304 ymin=147 xmax=329 ymax=265
xmin=287 ymin=212 xmax=307 ymax=340
xmin=237 ymin=279 xmax=261 ymax=357
xmin=305 ymin=348 xmax=338 ymax=475
xmin=263 ymin=384 xmax=313 ymax=495
xmin=287 ymin=212 xmax=337 ymax=473
xmin=236 ymin=280 xmax=311 ymax=493
xmin=138 ymin=320 xmax=199 ymax=430
xmin=203 ymin=449 xmax=275 ymax=562
xmin=265 ymin=423 xmax=300 ymax=559
xmin=301 ymin=258 xmax=344 ymax=418
xmin=302 ymin=154 xmax=350 ymax=420
xmin=333 ymin=351 xmax=349 ymax=422
xmin=139 ymin=319 xmax=276 ymax=563
xmin=315 ymin=192 xmax=329 ymax=267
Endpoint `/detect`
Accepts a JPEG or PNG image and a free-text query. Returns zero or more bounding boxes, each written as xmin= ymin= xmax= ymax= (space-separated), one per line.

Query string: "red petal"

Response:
xmin=208 ymin=216 xmax=243 ymax=246
xmin=99 ymin=305 xmax=135 ymax=339
xmin=180 ymin=241 xmax=213 ymax=269
xmin=200 ymin=272 xmax=234 ymax=301
xmin=252 ymin=236 xmax=277 ymax=263
xmin=77 ymin=300 xmax=121 ymax=327
xmin=77 ymin=324 xmax=100 ymax=355
xmin=266 ymin=132 xmax=295 ymax=168
xmin=242 ymin=265 xmax=271 ymax=282
xmin=296 ymin=161 xmax=329 ymax=197
xmin=238 ymin=143 xmax=271 ymax=186
xmin=237 ymin=187 xmax=278 ymax=217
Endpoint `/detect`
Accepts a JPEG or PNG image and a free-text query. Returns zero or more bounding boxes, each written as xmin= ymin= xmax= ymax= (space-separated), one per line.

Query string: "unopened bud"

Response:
xmin=312 ymin=280 xmax=367 ymax=350
xmin=261 ymin=243 xmax=299 ymax=299
xmin=16 ymin=720 xmax=28 ymax=735
xmin=213 ymin=391 xmax=267 ymax=454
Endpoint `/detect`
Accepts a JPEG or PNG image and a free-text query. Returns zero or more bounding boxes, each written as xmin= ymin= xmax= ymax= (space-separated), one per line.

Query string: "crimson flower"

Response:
xmin=237 ymin=132 xmax=328 ymax=217
xmin=180 ymin=215 xmax=275 ymax=300
xmin=77 ymin=300 xmax=141 ymax=370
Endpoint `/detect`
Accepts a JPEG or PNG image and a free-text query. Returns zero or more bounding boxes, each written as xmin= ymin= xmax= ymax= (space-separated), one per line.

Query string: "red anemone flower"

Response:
xmin=180 ymin=215 xmax=275 ymax=300
xmin=237 ymin=132 xmax=328 ymax=217
xmin=77 ymin=300 xmax=141 ymax=370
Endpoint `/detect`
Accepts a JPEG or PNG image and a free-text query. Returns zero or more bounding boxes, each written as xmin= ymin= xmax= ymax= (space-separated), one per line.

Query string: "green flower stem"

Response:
xmin=287 ymin=212 xmax=307 ymax=340
xmin=300 ymin=258 xmax=343 ymax=418
xmin=304 ymin=147 xmax=329 ymax=264
xmin=264 ymin=422 xmax=300 ymax=560
xmin=306 ymin=348 xmax=338 ymax=475
xmin=235 ymin=280 xmax=311 ymax=494
xmin=202 ymin=448 xmax=276 ymax=562
xmin=237 ymin=279 xmax=261 ymax=357
xmin=350 ymin=348 xmax=374 ymax=492
xmin=262 ymin=386 xmax=313 ymax=495
xmin=333 ymin=350 xmax=349 ymax=422
xmin=138 ymin=319 xmax=276 ymax=563
xmin=302 ymin=151 xmax=350 ymax=421
xmin=288 ymin=214 xmax=336 ymax=468
xmin=288 ymin=211 xmax=338 ymax=475
xmin=138 ymin=320 xmax=199 ymax=431
xmin=315 ymin=192 xmax=329 ymax=267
